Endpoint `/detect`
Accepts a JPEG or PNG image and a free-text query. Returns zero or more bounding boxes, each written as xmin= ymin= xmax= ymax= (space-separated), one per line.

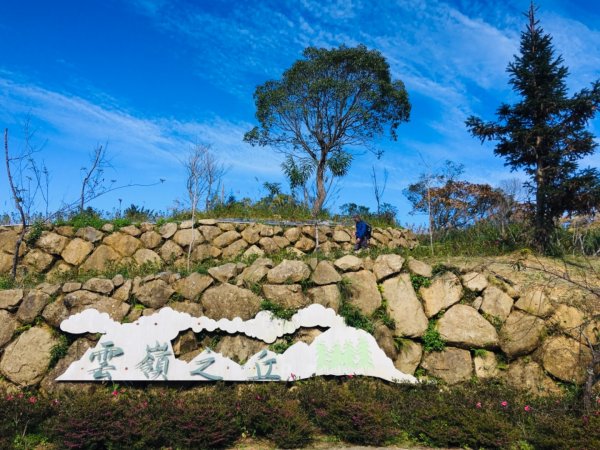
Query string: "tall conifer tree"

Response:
xmin=466 ymin=3 xmax=600 ymax=251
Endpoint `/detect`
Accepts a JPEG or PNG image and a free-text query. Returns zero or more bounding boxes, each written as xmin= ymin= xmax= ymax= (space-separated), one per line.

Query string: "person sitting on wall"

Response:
xmin=353 ymin=215 xmax=370 ymax=251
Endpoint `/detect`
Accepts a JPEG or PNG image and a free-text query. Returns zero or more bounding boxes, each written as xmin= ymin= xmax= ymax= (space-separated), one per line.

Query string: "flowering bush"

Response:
xmin=0 ymin=391 xmax=51 ymax=449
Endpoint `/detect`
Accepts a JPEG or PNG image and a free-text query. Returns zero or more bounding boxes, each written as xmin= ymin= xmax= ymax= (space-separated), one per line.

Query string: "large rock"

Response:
xmin=283 ymin=227 xmax=301 ymax=243
xmin=258 ymin=237 xmax=279 ymax=254
xmin=373 ymin=254 xmax=405 ymax=281
xmin=344 ymin=270 xmax=381 ymax=315
xmin=461 ymin=272 xmax=488 ymax=292
xmin=0 ymin=288 xmax=24 ymax=309
xmin=64 ymin=290 xmax=130 ymax=321
xmin=113 ymin=279 xmax=132 ymax=302
xmin=201 ymin=284 xmax=261 ymax=320
xmin=549 ymin=304 xmax=585 ymax=339
xmin=541 ymin=335 xmax=592 ymax=384
xmin=23 ymin=249 xmax=54 ymax=272
xmin=37 ymin=231 xmax=69 ymax=255
xmin=17 ymin=290 xmax=50 ymax=324
xmin=381 ymin=274 xmax=428 ymax=338
xmin=215 ymin=335 xmax=265 ymax=364
xmin=0 ymin=326 xmax=59 ymax=386
xmin=135 ymin=280 xmax=174 ymax=308
xmin=140 ymin=231 xmax=162 ymax=249
xmin=332 ymin=229 xmax=352 ymax=243
xmin=159 ymin=240 xmax=184 ymax=261
xmin=213 ymin=230 xmax=241 ymax=248
xmin=239 ymin=258 xmax=273 ymax=284
xmin=406 ymin=257 xmax=432 ymax=277
xmin=480 ymin=285 xmax=514 ymax=322
xmin=420 ymin=272 xmax=463 ymax=318
xmin=159 ymin=222 xmax=178 ymax=239
xmin=437 ymin=304 xmax=499 ymax=348
xmin=42 ymin=298 xmax=70 ymax=327
xmin=104 ymin=232 xmax=142 ymax=257
xmin=61 ymin=238 xmax=94 ymax=265
xmin=119 ymin=225 xmax=141 ymax=237
xmin=394 ymin=340 xmax=422 ymax=375
xmin=334 ymin=255 xmax=363 ymax=272
xmin=190 ymin=244 xmax=221 ymax=262
xmin=515 ymin=288 xmax=554 ymax=318
xmin=82 ymin=277 xmax=114 ymax=295
xmin=39 ymin=338 xmax=96 ymax=396
xmin=306 ymin=285 xmax=341 ymax=312
xmin=75 ymin=226 xmax=104 ymax=243
xmin=134 ymin=249 xmax=162 ymax=266
xmin=267 ymin=260 xmax=311 ymax=283
xmin=241 ymin=225 xmax=261 ymax=244
xmin=507 ymin=360 xmax=561 ymax=396
xmin=499 ymin=310 xmax=545 ymax=358
xmin=208 ymin=263 xmax=238 ymax=283
xmin=199 ymin=225 xmax=222 ymax=241
xmin=80 ymin=245 xmax=120 ymax=272
xmin=222 ymin=239 xmax=249 ymax=258
xmin=170 ymin=301 xmax=202 ymax=317
xmin=173 ymin=229 xmax=204 ymax=248
xmin=262 ymin=284 xmax=307 ymax=309
xmin=0 ymin=310 xmax=17 ymax=347
xmin=172 ymin=273 xmax=213 ymax=301
xmin=421 ymin=347 xmax=472 ymax=384
xmin=473 ymin=350 xmax=499 ymax=379
xmin=0 ymin=230 xmax=20 ymax=253
xmin=295 ymin=236 xmax=316 ymax=252
xmin=374 ymin=324 xmax=398 ymax=360
xmin=310 ymin=260 xmax=341 ymax=285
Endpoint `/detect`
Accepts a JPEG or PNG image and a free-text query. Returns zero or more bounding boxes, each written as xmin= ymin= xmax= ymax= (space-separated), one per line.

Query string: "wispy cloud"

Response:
xmin=0 ymin=73 xmax=282 ymax=212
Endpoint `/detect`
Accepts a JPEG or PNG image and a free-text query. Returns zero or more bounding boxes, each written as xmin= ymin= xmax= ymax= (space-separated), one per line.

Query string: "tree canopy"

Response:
xmin=244 ymin=44 xmax=410 ymax=215
xmin=466 ymin=3 xmax=600 ymax=251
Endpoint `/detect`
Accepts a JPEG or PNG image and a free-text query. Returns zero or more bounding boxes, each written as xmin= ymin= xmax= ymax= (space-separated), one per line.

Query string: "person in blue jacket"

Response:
xmin=353 ymin=215 xmax=369 ymax=251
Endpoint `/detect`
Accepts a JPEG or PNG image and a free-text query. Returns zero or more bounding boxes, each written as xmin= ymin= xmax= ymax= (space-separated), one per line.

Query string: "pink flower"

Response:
xmin=524 ymin=405 xmax=531 ymax=412
xmin=347 ymin=374 xmax=354 ymax=379
xmin=17 ymin=393 xmax=23 ymax=399
xmin=501 ymin=401 xmax=508 ymax=408
xmin=476 ymin=402 xmax=482 ymax=408
xmin=52 ymin=399 xmax=60 ymax=406
xmin=6 ymin=395 xmax=14 ymax=401
xmin=112 ymin=390 xmax=119 ymax=397
xmin=28 ymin=396 xmax=37 ymax=404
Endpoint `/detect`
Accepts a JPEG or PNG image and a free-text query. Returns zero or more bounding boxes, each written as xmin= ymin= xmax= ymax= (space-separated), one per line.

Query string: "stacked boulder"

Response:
xmin=0 ymin=221 xmax=417 ymax=276
xmin=0 ymin=252 xmax=597 ymax=396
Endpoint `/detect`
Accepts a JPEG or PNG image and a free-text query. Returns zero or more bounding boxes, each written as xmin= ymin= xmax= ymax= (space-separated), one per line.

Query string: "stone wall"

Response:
xmin=0 ymin=220 xmax=417 ymax=276
xmin=1 ymin=251 xmax=598 ymax=395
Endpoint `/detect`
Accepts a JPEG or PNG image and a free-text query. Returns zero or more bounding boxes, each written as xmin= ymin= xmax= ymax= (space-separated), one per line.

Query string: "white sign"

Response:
xmin=57 ymin=304 xmax=417 ymax=383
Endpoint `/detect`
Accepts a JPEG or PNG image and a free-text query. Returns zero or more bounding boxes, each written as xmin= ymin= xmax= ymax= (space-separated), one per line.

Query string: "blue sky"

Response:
xmin=1 ymin=0 xmax=600 ymax=225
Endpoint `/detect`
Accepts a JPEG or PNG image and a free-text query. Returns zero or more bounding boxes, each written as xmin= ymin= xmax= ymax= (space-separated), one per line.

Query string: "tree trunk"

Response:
xmin=312 ymin=158 xmax=327 ymax=216
xmin=535 ymin=152 xmax=553 ymax=251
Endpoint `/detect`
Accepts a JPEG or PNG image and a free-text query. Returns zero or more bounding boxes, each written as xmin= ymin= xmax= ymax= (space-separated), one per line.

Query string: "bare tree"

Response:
xmin=182 ymin=144 xmax=227 ymax=269
xmin=79 ymin=144 xmax=110 ymax=213
xmin=4 ymin=127 xmax=48 ymax=278
xmin=371 ymin=165 xmax=389 ymax=215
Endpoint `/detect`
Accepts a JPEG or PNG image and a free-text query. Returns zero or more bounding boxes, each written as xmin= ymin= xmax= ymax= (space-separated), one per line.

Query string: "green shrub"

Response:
xmin=238 ymin=384 xmax=313 ymax=448
xmin=0 ymin=391 xmax=51 ymax=449
xmin=422 ymin=321 xmax=445 ymax=352
xmin=260 ymin=299 xmax=296 ymax=320
xmin=410 ymin=273 xmax=431 ymax=291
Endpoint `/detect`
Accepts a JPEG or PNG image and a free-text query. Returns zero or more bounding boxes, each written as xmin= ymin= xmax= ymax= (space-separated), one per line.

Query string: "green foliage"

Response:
xmin=372 ymin=298 xmax=396 ymax=329
xmin=269 ymin=335 xmax=294 ymax=354
xmin=466 ymin=4 xmax=600 ymax=252
xmin=2 ymin=380 xmax=600 ymax=449
xmin=238 ymin=384 xmax=313 ymax=448
xmin=111 ymin=217 xmax=132 ymax=230
xmin=24 ymin=220 xmax=44 ymax=246
xmin=260 ymin=299 xmax=296 ymax=321
xmin=422 ymin=321 xmax=445 ymax=352
xmin=49 ymin=334 xmax=69 ymax=368
xmin=58 ymin=208 xmax=105 ymax=230
xmin=338 ymin=277 xmax=375 ymax=334
xmin=410 ymin=273 xmax=431 ymax=291
xmin=245 ymin=44 xmax=410 ymax=214
xmin=0 ymin=275 xmax=15 ymax=289
xmin=122 ymin=203 xmax=156 ymax=222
